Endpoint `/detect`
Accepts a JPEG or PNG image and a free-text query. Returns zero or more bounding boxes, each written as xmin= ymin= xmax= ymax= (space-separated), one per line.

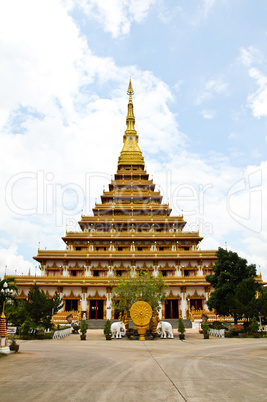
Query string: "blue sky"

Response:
xmin=0 ymin=0 xmax=266 ymax=280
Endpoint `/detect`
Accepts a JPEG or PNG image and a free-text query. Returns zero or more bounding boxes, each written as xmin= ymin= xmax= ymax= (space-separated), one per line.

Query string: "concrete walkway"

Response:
xmin=0 ymin=330 xmax=266 ymax=402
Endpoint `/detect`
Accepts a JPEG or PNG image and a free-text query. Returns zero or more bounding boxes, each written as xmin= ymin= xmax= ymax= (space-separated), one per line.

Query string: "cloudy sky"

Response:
xmin=0 ymin=0 xmax=266 ymax=280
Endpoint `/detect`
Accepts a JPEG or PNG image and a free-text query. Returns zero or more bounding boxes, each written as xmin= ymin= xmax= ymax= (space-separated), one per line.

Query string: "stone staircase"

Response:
xmin=85 ymin=318 xmax=192 ymax=330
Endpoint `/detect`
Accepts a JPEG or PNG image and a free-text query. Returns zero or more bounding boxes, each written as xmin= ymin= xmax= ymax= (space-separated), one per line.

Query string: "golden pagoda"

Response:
xmin=11 ymin=81 xmax=219 ymax=326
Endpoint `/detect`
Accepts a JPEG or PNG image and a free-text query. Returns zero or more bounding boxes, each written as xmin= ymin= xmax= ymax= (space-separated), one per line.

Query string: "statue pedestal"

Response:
xmin=1 ymin=337 xmax=11 ymax=354
xmin=135 ymin=326 xmax=148 ymax=341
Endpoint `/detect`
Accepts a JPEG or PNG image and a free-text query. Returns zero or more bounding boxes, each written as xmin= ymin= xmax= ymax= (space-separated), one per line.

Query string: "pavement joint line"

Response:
xmin=142 ymin=341 xmax=188 ymax=402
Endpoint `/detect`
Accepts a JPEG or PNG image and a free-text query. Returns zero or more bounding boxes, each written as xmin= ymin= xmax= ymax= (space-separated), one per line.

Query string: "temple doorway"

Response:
xmin=165 ymin=299 xmax=179 ymax=319
xmin=89 ymin=300 xmax=104 ymax=319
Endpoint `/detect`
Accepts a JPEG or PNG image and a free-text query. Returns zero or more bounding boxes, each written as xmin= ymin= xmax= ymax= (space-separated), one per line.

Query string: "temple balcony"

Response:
xmin=79 ymin=215 xmax=184 ymax=222
xmin=63 ymin=231 xmax=200 ymax=239
xmin=34 ymin=249 xmax=217 ymax=262
xmin=102 ymin=190 xmax=161 ymax=197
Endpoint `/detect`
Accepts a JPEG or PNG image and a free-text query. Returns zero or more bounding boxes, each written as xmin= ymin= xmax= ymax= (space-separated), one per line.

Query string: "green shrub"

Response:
xmin=104 ymin=319 xmax=112 ymax=335
xmin=201 ymin=319 xmax=210 ymax=334
xmin=178 ymin=318 xmax=185 ymax=334
xmin=44 ymin=333 xmax=54 ymax=339
xmin=80 ymin=320 xmax=88 ymax=335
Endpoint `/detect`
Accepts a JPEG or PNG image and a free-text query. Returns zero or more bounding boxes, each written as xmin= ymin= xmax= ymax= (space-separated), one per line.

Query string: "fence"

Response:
xmin=209 ymin=328 xmax=225 ymax=337
xmin=53 ymin=327 xmax=72 ymax=339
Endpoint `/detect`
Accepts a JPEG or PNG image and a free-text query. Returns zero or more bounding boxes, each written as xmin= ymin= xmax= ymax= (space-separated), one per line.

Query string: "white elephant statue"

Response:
xmin=111 ymin=321 xmax=126 ymax=338
xmin=156 ymin=321 xmax=174 ymax=339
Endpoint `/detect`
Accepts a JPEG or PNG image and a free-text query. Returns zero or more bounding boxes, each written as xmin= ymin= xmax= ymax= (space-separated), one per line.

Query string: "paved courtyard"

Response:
xmin=0 ymin=329 xmax=266 ymax=402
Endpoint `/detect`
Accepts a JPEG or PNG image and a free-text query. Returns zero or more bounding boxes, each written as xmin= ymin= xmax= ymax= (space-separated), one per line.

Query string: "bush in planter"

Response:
xmin=80 ymin=320 xmax=88 ymax=340
xmin=104 ymin=319 xmax=112 ymax=339
xmin=178 ymin=318 xmax=186 ymax=339
xmin=202 ymin=319 xmax=210 ymax=338
xmin=9 ymin=335 xmax=19 ymax=352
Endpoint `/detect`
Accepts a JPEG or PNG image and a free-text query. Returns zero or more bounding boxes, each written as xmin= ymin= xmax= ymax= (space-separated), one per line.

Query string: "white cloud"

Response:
xmin=239 ymin=46 xmax=264 ymax=67
xmin=0 ymin=246 xmax=35 ymax=278
xmin=200 ymin=109 xmax=216 ymax=119
xmin=196 ymin=78 xmax=229 ymax=105
xmin=76 ymin=0 xmax=156 ymax=37
xmin=228 ymin=131 xmax=240 ymax=140
xmin=201 ymin=0 xmax=216 ymax=18
xmin=239 ymin=47 xmax=267 ymax=118
xmin=247 ymin=68 xmax=267 ymax=118
xmin=191 ymin=0 xmax=217 ymax=25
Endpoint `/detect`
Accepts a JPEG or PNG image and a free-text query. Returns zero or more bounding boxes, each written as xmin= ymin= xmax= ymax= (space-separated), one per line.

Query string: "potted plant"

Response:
xmin=104 ymin=319 xmax=112 ymax=340
xmin=9 ymin=336 xmax=19 ymax=352
xmin=202 ymin=319 xmax=210 ymax=339
xmin=80 ymin=320 xmax=88 ymax=340
xmin=178 ymin=318 xmax=186 ymax=340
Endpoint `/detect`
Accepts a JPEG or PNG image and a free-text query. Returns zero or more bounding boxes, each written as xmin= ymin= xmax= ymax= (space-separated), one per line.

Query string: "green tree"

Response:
xmin=112 ymin=271 xmax=166 ymax=312
xmin=257 ymin=286 xmax=267 ymax=317
xmin=233 ymin=277 xmax=259 ymax=329
xmin=25 ymin=284 xmax=63 ymax=330
xmin=206 ymin=247 xmax=257 ymax=323
xmin=249 ymin=316 xmax=259 ymax=334
xmin=5 ymin=299 xmax=28 ymax=326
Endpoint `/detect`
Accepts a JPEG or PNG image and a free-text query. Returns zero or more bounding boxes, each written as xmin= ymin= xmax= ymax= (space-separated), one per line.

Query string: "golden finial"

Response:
xmin=117 ymin=80 xmax=145 ymax=167
xmin=127 ymin=79 xmax=134 ymax=95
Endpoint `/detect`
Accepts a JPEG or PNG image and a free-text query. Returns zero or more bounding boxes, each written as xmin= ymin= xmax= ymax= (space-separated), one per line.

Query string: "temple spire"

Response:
xmin=125 ymin=79 xmax=136 ymax=134
xmin=118 ymin=80 xmax=144 ymax=167
xmin=127 ymin=79 xmax=134 ymax=95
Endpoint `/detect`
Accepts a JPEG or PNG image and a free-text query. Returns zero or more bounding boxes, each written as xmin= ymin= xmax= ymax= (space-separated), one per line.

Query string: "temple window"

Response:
xmin=184 ymin=247 xmax=190 ymax=251
xmin=166 ymin=271 xmax=174 ymax=277
xmin=137 ymin=247 xmax=143 ymax=251
xmin=116 ymin=270 xmax=127 ymax=277
xmin=93 ymin=270 xmax=99 ymax=277
xmin=76 ymin=247 xmax=81 ymax=251
xmin=65 ymin=299 xmax=78 ymax=311
xmin=71 ymin=270 xmax=77 ymax=276
xmin=184 ymin=270 xmax=189 ymax=276
xmin=190 ymin=299 xmax=203 ymax=310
